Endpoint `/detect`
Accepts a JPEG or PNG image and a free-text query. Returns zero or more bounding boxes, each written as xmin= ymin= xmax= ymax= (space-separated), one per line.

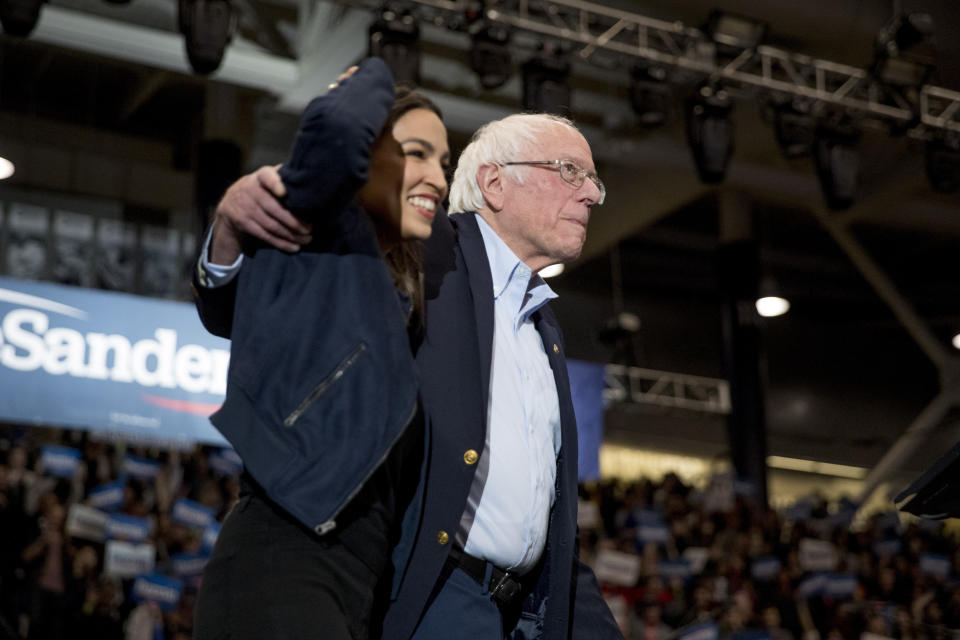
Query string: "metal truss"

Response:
xmin=603 ymin=364 xmax=731 ymax=415
xmin=373 ymin=0 xmax=960 ymax=135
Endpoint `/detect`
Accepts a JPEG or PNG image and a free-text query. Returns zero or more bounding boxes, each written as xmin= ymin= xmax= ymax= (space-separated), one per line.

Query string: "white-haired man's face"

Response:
xmin=493 ymin=125 xmax=601 ymax=273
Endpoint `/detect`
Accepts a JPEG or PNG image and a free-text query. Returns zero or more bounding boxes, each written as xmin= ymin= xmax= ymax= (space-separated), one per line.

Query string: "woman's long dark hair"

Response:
xmin=381 ymin=86 xmax=443 ymax=336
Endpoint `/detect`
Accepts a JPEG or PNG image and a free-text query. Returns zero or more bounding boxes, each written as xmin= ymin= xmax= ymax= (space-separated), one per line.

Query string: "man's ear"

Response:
xmin=476 ymin=163 xmax=505 ymax=212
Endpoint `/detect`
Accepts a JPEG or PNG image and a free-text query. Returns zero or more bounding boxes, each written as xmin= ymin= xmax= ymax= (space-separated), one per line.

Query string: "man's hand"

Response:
xmin=209 ymin=165 xmax=312 ymax=264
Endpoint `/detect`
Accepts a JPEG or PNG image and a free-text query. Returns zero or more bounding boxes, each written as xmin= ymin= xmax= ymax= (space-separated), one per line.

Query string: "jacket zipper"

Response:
xmin=284 ymin=342 xmax=367 ymax=428
xmin=313 ymin=398 xmax=418 ymax=535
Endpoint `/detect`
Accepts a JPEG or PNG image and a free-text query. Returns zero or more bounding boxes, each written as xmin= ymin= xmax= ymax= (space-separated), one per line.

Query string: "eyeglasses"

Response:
xmin=501 ymin=160 xmax=606 ymax=205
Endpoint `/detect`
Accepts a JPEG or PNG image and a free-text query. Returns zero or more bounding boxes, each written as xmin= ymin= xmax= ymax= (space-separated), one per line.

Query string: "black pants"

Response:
xmin=194 ymin=419 xmax=422 ymax=640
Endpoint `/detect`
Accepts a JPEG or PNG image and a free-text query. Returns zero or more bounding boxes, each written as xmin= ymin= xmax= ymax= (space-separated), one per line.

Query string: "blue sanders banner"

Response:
xmin=0 ymin=277 xmax=228 ymax=445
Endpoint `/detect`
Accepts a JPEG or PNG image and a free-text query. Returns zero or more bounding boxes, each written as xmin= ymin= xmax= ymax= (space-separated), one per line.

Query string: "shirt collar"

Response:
xmin=475 ymin=215 xmax=558 ymax=321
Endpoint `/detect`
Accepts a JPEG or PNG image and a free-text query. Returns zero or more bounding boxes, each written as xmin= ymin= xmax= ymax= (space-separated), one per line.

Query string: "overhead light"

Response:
xmin=873 ymin=12 xmax=936 ymax=87
xmin=685 ymin=83 xmax=734 ymax=183
xmin=178 ymin=0 xmax=237 ymax=75
xmin=767 ymin=455 xmax=867 ymax=480
xmin=369 ymin=7 xmax=420 ymax=87
xmin=813 ymin=119 xmax=860 ymax=210
xmin=629 ymin=65 xmax=672 ymax=128
xmin=704 ymin=10 xmax=767 ymax=61
xmin=755 ymin=275 xmax=790 ymax=317
xmin=772 ymin=100 xmax=815 ymax=159
xmin=522 ymin=43 xmax=571 ymax=116
xmin=953 ymin=333 xmax=960 ymax=350
xmin=924 ymin=136 xmax=960 ymax=194
xmin=0 ymin=157 xmax=14 ymax=180
xmin=539 ymin=264 xmax=564 ymax=278
xmin=468 ymin=21 xmax=511 ymax=90
xmin=0 ymin=0 xmax=44 ymax=37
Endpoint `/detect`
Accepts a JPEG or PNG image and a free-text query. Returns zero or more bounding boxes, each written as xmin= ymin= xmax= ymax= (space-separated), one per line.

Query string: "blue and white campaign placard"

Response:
xmin=824 ymin=573 xmax=858 ymax=598
xmin=751 ymin=556 xmax=781 ymax=581
xmin=172 ymin=498 xmax=215 ymax=530
xmin=636 ymin=523 xmax=671 ymax=545
xmin=678 ymin=622 xmax=718 ymax=640
xmin=40 ymin=445 xmax=81 ymax=478
xmin=798 ymin=538 xmax=838 ymax=572
xmin=797 ymin=572 xmax=829 ymax=599
xmin=132 ymin=573 xmax=183 ymax=611
xmin=202 ymin=522 xmax=220 ymax=551
xmin=0 ymin=276 xmax=228 ymax=445
xmin=209 ymin=448 xmax=243 ymax=476
xmin=919 ymin=553 xmax=951 ymax=580
xmin=593 ymin=549 xmax=641 ymax=587
xmin=66 ymin=503 xmax=108 ymax=542
xmin=171 ymin=551 xmax=210 ymax=577
xmin=123 ymin=456 xmax=160 ymax=480
xmin=104 ymin=540 xmax=156 ymax=578
xmin=88 ymin=480 xmax=125 ymax=511
xmin=659 ymin=559 xmax=692 ymax=580
xmin=104 ymin=513 xmax=153 ymax=542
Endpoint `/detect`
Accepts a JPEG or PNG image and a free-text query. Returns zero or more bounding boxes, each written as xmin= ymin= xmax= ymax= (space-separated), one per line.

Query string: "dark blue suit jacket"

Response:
xmin=384 ymin=211 xmax=622 ymax=640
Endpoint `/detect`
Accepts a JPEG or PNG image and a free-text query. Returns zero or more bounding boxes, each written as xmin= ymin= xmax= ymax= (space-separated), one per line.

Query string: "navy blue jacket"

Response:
xmin=202 ymin=59 xmax=419 ymax=536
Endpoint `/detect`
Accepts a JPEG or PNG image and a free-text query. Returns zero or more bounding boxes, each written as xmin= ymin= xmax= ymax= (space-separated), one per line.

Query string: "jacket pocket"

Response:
xmin=283 ymin=342 xmax=367 ymax=428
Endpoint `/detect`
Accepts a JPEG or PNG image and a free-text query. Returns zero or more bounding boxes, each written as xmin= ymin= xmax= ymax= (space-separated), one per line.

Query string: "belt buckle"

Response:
xmin=489 ymin=571 xmax=521 ymax=607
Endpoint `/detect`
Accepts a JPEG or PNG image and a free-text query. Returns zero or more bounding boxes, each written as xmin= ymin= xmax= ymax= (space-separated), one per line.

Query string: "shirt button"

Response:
xmin=463 ymin=449 xmax=479 ymax=465
xmin=437 ymin=530 xmax=450 ymax=545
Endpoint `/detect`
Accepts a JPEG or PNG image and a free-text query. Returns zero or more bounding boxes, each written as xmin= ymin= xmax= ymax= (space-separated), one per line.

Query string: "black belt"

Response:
xmin=447 ymin=547 xmax=524 ymax=609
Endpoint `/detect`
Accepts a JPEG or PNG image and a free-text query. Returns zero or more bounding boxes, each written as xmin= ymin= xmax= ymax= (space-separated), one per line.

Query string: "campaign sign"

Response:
xmin=659 ymin=559 xmax=692 ymax=580
xmin=919 ymin=553 xmax=950 ymax=580
xmin=171 ymin=551 xmax=210 ymax=577
xmin=824 ymin=573 xmax=858 ymax=598
xmin=798 ymin=538 xmax=838 ymax=572
xmin=40 ymin=445 xmax=81 ymax=478
xmin=637 ymin=524 xmax=670 ymax=545
xmin=593 ymin=549 xmax=641 ymax=587
xmin=132 ymin=573 xmax=183 ymax=611
xmin=209 ymin=448 xmax=243 ymax=476
xmin=172 ymin=498 xmax=215 ymax=530
xmin=0 ymin=276 xmax=228 ymax=445
xmin=679 ymin=622 xmax=718 ymax=640
xmin=797 ymin=572 xmax=829 ymax=599
xmin=104 ymin=540 xmax=156 ymax=578
xmin=123 ymin=456 xmax=160 ymax=480
xmin=751 ymin=557 xmax=781 ymax=581
xmin=202 ymin=522 xmax=221 ymax=551
xmin=88 ymin=480 xmax=125 ymax=511
xmin=104 ymin=513 xmax=152 ymax=542
xmin=66 ymin=504 xmax=108 ymax=542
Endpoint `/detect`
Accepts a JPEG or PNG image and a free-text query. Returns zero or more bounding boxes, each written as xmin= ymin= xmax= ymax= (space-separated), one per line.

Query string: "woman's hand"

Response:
xmin=209 ymin=165 xmax=312 ymax=264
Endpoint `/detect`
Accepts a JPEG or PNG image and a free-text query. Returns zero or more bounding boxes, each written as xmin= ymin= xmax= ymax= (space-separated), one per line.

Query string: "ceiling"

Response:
xmin=1 ymin=0 xmax=960 ymax=495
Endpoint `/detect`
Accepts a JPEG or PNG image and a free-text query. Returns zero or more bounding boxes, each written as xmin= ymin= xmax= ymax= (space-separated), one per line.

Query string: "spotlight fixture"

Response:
xmin=0 ymin=156 xmax=14 ymax=180
xmin=178 ymin=0 xmax=237 ymax=75
xmin=704 ymin=10 xmax=767 ymax=61
xmin=873 ymin=12 xmax=936 ymax=88
xmin=953 ymin=332 xmax=960 ymax=350
xmin=685 ymin=83 xmax=734 ymax=184
xmin=369 ymin=7 xmax=420 ymax=87
xmin=629 ymin=65 xmax=672 ymax=128
xmin=522 ymin=43 xmax=571 ymax=116
xmin=924 ymin=136 xmax=960 ymax=194
xmin=813 ymin=120 xmax=860 ymax=210
xmin=0 ymin=0 xmax=44 ymax=37
xmin=755 ymin=276 xmax=790 ymax=318
xmin=468 ymin=21 xmax=511 ymax=90
xmin=772 ymin=100 xmax=815 ymax=159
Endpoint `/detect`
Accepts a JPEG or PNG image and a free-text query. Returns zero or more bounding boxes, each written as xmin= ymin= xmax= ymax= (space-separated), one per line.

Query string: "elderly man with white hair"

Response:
xmin=193 ymin=110 xmax=621 ymax=640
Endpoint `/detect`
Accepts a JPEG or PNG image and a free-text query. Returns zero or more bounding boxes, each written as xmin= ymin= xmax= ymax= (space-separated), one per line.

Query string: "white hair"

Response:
xmin=448 ymin=113 xmax=579 ymax=214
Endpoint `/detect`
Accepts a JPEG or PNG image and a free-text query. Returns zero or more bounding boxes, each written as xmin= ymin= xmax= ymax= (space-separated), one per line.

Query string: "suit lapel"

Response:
xmin=450 ymin=213 xmax=495 ymax=417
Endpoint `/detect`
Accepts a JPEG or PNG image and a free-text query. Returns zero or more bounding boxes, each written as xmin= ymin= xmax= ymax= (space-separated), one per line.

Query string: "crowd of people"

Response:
xmin=2 ymin=425 xmax=958 ymax=640
xmin=579 ymin=474 xmax=960 ymax=640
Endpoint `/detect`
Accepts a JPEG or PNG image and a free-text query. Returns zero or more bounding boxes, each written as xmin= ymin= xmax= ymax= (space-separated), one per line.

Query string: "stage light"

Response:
xmin=772 ymin=100 xmax=815 ymax=159
xmin=629 ymin=65 xmax=671 ymax=128
xmin=468 ymin=21 xmax=511 ymax=90
xmin=178 ymin=0 xmax=237 ymax=75
xmin=522 ymin=44 xmax=571 ymax=116
xmin=369 ymin=7 xmax=420 ymax=87
xmin=952 ymin=333 xmax=960 ymax=350
xmin=924 ymin=136 xmax=960 ymax=194
xmin=0 ymin=0 xmax=44 ymax=37
xmin=0 ymin=157 xmax=14 ymax=180
xmin=685 ymin=83 xmax=733 ymax=184
xmin=755 ymin=275 xmax=790 ymax=318
xmin=704 ymin=10 xmax=767 ymax=61
xmin=813 ymin=120 xmax=860 ymax=210
xmin=874 ymin=12 xmax=936 ymax=87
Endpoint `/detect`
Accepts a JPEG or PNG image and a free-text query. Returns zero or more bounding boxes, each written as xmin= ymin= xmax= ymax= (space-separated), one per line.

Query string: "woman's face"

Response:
xmin=391 ymin=108 xmax=450 ymax=240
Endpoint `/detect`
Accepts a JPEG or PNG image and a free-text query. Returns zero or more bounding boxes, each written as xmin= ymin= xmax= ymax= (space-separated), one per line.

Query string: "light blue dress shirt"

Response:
xmin=462 ymin=216 xmax=561 ymax=575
